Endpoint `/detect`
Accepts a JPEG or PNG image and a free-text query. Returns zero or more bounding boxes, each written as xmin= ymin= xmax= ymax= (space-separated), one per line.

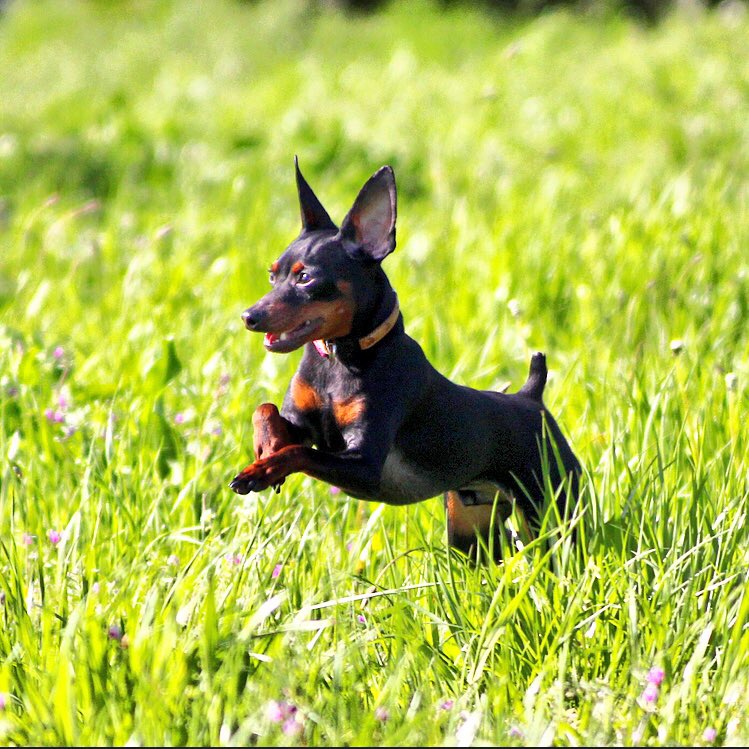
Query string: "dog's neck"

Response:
xmin=315 ymin=281 xmax=401 ymax=364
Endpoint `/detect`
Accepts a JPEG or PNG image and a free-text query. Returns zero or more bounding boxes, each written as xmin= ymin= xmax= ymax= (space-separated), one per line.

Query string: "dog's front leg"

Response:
xmin=229 ymin=445 xmax=384 ymax=497
xmin=229 ymin=403 xmax=305 ymax=494
xmin=252 ymin=403 xmax=299 ymax=460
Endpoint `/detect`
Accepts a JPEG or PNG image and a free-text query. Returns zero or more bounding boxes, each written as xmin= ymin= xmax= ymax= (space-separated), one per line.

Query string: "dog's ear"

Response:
xmin=339 ymin=166 xmax=397 ymax=262
xmin=295 ymin=156 xmax=337 ymax=233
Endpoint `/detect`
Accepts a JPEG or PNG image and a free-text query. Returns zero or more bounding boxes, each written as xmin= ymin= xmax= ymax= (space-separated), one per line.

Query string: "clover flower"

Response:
xmin=647 ymin=666 xmax=665 ymax=686
xmin=642 ymin=682 xmax=659 ymax=704
xmin=374 ymin=706 xmax=390 ymax=722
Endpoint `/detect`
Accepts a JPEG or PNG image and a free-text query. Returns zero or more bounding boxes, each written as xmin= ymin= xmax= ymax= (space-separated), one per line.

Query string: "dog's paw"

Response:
xmin=229 ymin=475 xmax=262 ymax=494
xmin=229 ymin=469 xmax=285 ymax=495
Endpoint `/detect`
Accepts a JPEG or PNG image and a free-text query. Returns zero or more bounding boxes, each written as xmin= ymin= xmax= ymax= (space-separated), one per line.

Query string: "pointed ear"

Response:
xmin=339 ymin=166 xmax=397 ymax=262
xmin=295 ymin=156 xmax=337 ymax=233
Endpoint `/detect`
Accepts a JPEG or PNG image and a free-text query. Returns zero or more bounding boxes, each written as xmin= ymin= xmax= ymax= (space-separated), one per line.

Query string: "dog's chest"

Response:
xmin=377 ymin=446 xmax=447 ymax=505
xmin=290 ymin=370 xmax=364 ymax=452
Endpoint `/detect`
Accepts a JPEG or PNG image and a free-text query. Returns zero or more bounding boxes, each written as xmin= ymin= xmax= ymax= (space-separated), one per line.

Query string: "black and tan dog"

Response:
xmin=230 ymin=160 xmax=581 ymax=560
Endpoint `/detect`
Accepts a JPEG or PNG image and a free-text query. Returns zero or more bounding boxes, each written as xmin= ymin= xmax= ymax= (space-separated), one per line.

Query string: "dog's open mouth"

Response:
xmin=263 ymin=318 xmax=324 ymax=353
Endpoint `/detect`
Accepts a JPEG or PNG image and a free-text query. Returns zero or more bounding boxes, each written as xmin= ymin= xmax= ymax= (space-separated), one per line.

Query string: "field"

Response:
xmin=1 ymin=0 xmax=749 ymax=745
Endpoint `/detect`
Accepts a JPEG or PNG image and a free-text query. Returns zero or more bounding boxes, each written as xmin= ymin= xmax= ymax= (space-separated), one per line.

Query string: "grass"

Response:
xmin=1 ymin=0 xmax=749 ymax=744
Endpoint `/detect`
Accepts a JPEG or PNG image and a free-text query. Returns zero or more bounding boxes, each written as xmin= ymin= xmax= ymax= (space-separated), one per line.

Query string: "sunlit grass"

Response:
xmin=1 ymin=0 xmax=749 ymax=745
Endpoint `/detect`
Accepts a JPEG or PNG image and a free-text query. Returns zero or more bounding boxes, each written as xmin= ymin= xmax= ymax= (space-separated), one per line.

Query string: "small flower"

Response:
xmin=230 ymin=554 xmax=244 ymax=566
xmin=647 ymin=666 xmax=665 ymax=686
xmin=374 ymin=706 xmax=389 ymax=722
xmin=108 ymin=624 xmax=123 ymax=641
xmin=703 ymin=727 xmax=717 ymax=742
xmin=330 ymin=486 xmax=341 ymax=495
xmin=508 ymin=725 xmax=524 ymax=739
xmin=266 ymin=700 xmax=286 ymax=723
xmin=57 ymin=393 xmax=69 ymax=410
xmin=48 ymin=529 xmax=62 ymax=545
xmin=167 ymin=554 xmax=180 ymax=567
xmin=63 ymin=425 xmax=77 ymax=439
xmin=211 ymin=424 xmax=223 ymax=436
xmin=0 ymin=692 xmax=7 ymax=710
xmin=45 ymin=408 xmax=65 ymax=423
xmin=22 ymin=532 xmax=35 ymax=546
xmin=91 ymin=582 xmax=100 ymax=594
xmin=53 ymin=346 xmax=65 ymax=360
xmin=439 ymin=699 xmax=454 ymax=711
xmin=174 ymin=412 xmax=186 ymax=425
xmin=267 ymin=700 xmax=298 ymax=729
xmin=357 ymin=614 xmax=367 ymax=625
xmin=642 ymin=682 xmax=659 ymax=704
xmin=282 ymin=716 xmax=303 ymax=737
xmin=272 ymin=564 xmax=283 ymax=579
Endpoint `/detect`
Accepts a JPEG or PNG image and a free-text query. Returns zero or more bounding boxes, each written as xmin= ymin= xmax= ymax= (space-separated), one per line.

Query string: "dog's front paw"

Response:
xmin=229 ymin=473 xmax=264 ymax=494
xmin=229 ymin=464 xmax=285 ymax=495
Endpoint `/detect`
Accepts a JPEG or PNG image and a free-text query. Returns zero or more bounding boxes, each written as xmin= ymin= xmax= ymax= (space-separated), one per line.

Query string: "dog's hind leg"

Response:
xmin=444 ymin=488 xmax=514 ymax=562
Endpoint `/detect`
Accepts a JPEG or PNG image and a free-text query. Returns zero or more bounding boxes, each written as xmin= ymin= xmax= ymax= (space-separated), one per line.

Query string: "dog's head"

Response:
xmin=241 ymin=159 xmax=397 ymax=353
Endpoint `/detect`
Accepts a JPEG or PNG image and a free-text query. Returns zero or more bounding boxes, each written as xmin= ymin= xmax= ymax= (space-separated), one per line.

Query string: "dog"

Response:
xmin=230 ymin=159 xmax=581 ymax=560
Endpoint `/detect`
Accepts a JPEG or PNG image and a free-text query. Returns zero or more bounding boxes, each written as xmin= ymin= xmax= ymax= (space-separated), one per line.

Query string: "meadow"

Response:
xmin=1 ymin=0 xmax=749 ymax=745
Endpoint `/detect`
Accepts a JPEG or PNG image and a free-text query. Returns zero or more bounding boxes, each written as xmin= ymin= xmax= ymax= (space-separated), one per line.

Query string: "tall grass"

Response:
xmin=1 ymin=0 xmax=748 ymax=744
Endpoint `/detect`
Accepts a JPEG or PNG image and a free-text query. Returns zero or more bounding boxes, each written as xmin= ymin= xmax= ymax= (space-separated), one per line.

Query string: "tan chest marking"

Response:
xmin=291 ymin=376 xmax=323 ymax=412
xmin=333 ymin=395 xmax=366 ymax=427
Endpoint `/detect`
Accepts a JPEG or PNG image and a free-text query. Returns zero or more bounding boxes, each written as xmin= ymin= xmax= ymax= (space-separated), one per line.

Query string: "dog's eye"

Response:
xmin=297 ymin=271 xmax=312 ymax=285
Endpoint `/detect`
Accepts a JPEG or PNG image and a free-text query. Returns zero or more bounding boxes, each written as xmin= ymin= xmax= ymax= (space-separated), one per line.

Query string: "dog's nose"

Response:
xmin=241 ymin=308 xmax=261 ymax=330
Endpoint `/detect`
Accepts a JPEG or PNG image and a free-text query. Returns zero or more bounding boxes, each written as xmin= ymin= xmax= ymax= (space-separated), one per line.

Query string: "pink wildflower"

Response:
xmin=642 ymin=683 xmax=659 ymax=704
xmin=48 ymin=529 xmax=62 ymax=545
xmin=282 ymin=717 xmax=303 ymax=737
xmin=647 ymin=666 xmax=665 ymax=686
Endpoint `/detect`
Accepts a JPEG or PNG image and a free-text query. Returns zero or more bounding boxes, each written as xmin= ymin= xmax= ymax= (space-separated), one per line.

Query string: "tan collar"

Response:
xmin=313 ymin=296 xmax=400 ymax=358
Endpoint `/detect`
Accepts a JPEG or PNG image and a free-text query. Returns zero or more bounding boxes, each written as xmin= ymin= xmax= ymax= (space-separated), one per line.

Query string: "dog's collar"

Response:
xmin=313 ymin=296 xmax=400 ymax=359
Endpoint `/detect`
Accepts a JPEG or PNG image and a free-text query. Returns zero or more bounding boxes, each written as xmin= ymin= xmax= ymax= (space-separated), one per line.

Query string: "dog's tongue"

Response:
xmin=264 ymin=332 xmax=279 ymax=346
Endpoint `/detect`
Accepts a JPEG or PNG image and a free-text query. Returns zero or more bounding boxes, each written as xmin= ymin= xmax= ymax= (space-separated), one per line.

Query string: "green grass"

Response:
xmin=1 ymin=0 xmax=749 ymax=744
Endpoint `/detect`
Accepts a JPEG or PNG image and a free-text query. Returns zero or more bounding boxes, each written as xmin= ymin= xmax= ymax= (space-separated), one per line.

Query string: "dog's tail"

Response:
xmin=517 ymin=352 xmax=547 ymax=402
